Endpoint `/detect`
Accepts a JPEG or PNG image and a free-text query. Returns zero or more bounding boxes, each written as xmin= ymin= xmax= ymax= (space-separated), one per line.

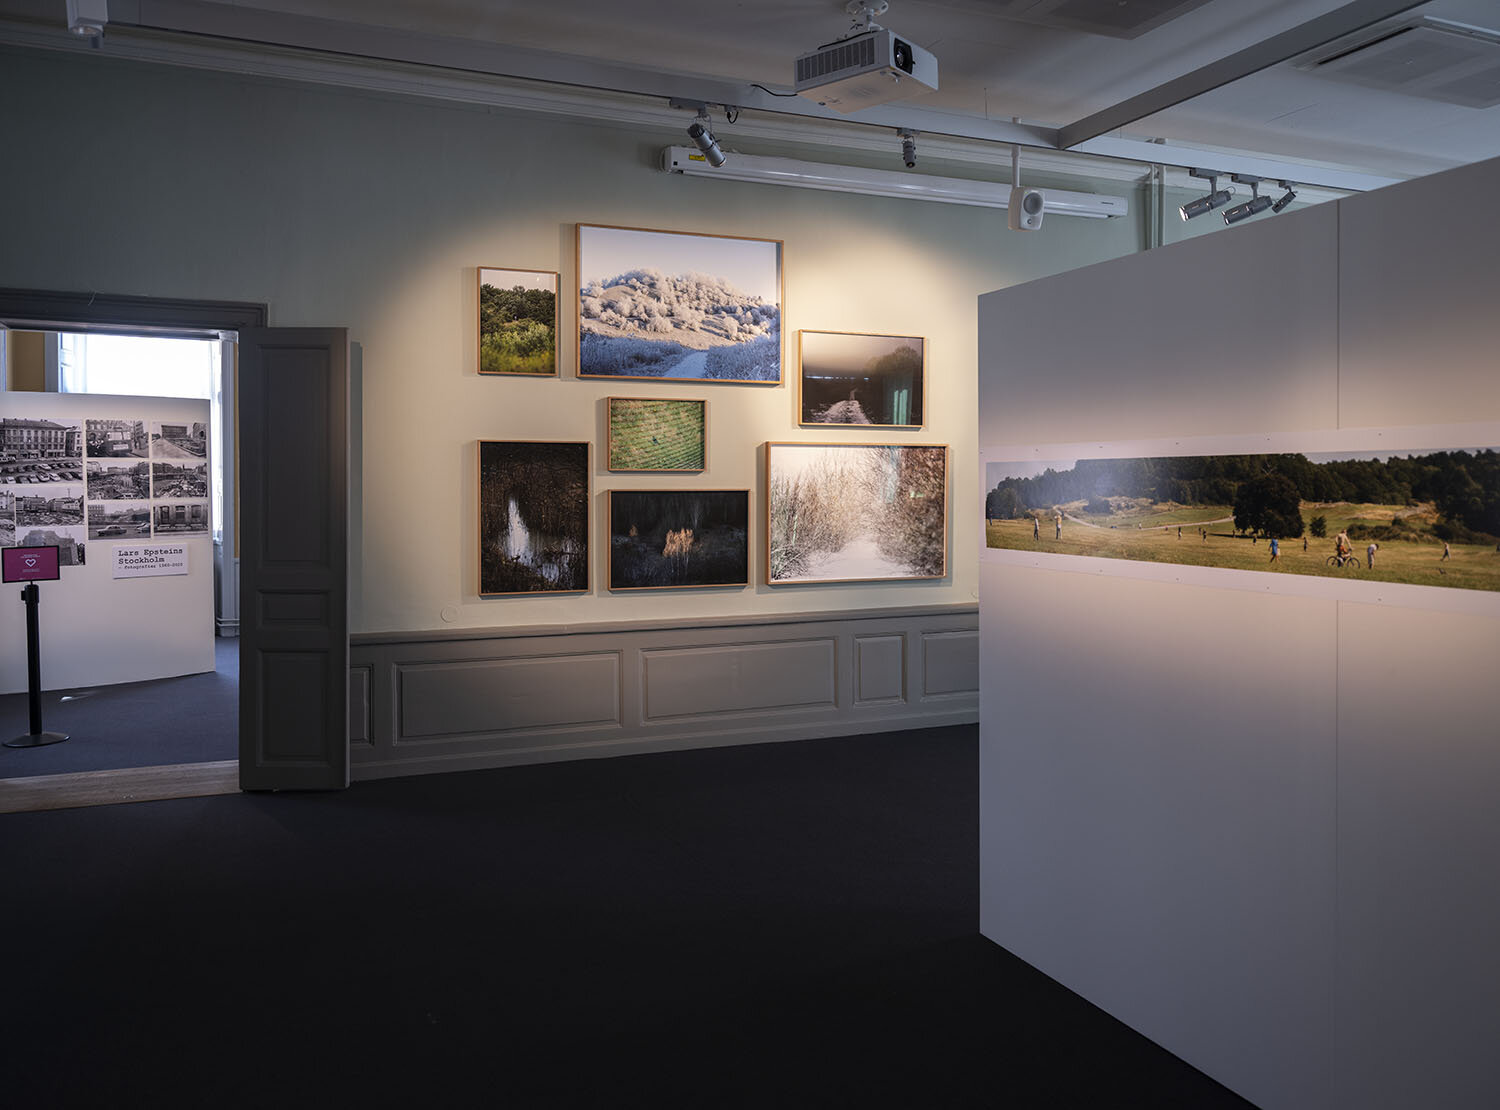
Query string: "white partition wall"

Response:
xmin=979 ymin=155 xmax=1500 ymax=1110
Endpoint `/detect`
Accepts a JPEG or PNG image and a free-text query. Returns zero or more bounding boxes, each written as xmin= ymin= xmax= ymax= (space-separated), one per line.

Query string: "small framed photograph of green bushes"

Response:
xmin=608 ymin=489 xmax=750 ymax=590
xmin=478 ymin=267 xmax=558 ymax=376
xmin=606 ymin=397 xmax=706 ymax=472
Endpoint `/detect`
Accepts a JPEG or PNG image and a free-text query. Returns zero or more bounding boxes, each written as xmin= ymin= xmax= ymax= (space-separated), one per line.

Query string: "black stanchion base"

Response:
xmin=4 ymin=731 xmax=69 ymax=749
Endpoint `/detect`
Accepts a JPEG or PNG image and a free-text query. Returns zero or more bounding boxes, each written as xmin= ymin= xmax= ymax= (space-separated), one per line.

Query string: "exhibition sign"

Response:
xmin=112 ymin=544 xmax=190 ymax=579
xmin=2 ymin=545 xmax=61 ymax=583
xmin=981 ymin=424 xmax=1500 ymax=610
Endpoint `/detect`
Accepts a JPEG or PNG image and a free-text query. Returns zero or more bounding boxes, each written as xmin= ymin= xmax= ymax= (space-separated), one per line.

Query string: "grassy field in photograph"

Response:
xmin=608 ymin=401 xmax=704 ymax=470
xmin=988 ymin=501 xmax=1500 ymax=593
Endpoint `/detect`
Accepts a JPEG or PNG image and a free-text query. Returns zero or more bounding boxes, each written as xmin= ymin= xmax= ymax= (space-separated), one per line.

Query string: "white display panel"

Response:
xmin=0 ymin=392 xmax=214 ymax=693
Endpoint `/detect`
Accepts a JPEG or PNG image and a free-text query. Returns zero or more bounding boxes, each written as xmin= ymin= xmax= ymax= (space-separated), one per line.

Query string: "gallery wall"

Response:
xmin=977 ymin=155 xmax=1500 ymax=1110
xmin=0 ymin=44 xmax=1155 ymax=637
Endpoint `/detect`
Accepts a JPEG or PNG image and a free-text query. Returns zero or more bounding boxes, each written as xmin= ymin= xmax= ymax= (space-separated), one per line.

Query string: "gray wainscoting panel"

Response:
xmin=642 ymin=639 xmax=835 ymax=721
xmin=349 ymin=605 xmax=977 ymax=779
xmin=399 ymin=653 xmax=622 ymax=740
xmin=855 ymin=634 xmax=905 ymax=705
xmin=922 ymin=630 xmax=979 ymax=698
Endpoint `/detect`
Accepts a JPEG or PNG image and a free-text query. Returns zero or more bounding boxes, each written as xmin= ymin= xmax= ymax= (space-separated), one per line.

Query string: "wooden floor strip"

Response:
xmin=0 ymin=760 xmax=240 ymax=814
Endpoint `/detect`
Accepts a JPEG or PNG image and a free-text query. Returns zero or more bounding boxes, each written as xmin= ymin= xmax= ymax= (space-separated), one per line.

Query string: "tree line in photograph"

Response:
xmin=480 ymin=282 xmax=556 ymax=374
xmin=986 ymin=450 xmax=1500 ymax=543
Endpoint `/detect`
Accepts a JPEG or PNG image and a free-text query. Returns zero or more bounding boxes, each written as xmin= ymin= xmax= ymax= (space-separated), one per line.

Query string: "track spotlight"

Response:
xmin=1271 ymin=180 xmax=1297 ymax=213
xmin=1179 ymin=168 xmax=1232 ymax=221
xmin=687 ymin=110 xmax=725 ymax=168
xmin=1222 ymin=175 xmax=1273 ymax=225
xmin=898 ymin=128 xmax=917 ymax=168
xmin=66 ymin=0 xmax=107 ymax=39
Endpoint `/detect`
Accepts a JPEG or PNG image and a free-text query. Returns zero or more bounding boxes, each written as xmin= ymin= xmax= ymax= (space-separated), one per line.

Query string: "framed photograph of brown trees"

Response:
xmin=766 ymin=442 xmax=948 ymax=585
xmin=479 ymin=440 xmax=589 ymax=595
xmin=608 ymin=489 xmax=749 ymax=590
xmin=478 ymin=267 xmax=558 ymax=376
xmin=798 ymin=331 xmax=925 ymax=428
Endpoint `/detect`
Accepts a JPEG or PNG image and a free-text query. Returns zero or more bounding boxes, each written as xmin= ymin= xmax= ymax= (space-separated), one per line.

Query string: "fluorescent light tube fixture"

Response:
xmin=660 ymin=147 xmax=1127 ymax=219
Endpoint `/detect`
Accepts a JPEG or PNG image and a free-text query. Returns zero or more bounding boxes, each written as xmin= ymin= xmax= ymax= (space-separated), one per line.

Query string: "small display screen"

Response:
xmin=2 ymin=545 xmax=62 ymax=583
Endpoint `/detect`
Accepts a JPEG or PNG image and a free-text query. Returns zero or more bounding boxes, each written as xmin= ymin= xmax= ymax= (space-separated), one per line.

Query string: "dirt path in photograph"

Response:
xmin=662 ymin=350 xmax=709 ymax=379
xmin=1063 ymin=512 xmax=1234 ymax=530
xmin=808 ymin=535 xmax=906 ymax=579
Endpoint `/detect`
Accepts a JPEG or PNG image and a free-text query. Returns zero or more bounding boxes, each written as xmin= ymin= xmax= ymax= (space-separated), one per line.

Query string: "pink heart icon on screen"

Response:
xmin=23 ymin=558 xmax=37 ymax=568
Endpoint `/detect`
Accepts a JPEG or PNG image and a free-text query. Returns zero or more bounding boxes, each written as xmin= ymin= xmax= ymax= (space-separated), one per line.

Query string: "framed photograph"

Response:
xmin=153 ymin=501 xmax=209 ymax=537
xmin=152 ymin=460 xmax=209 ymax=499
xmin=85 ymin=418 xmax=149 ymax=458
xmin=799 ymin=331 xmax=925 ymax=428
xmin=479 ymin=267 xmax=559 ymax=376
xmin=88 ymin=459 xmax=152 ymax=500
xmin=0 ymin=417 xmax=83 ymax=482
xmin=766 ymin=442 xmax=948 ymax=585
xmin=479 ymin=440 xmax=590 ymax=595
xmin=151 ymin=421 xmax=208 ymax=459
xmin=608 ymin=490 xmax=749 ymax=591
xmin=88 ymin=501 xmax=152 ymax=540
xmin=577 ymin=223 xmax=782 ymax=383
xmin=16 ymin=483 xmax=84 ymax=528
xmin=606 ymin=397 xmax=706 ymax=472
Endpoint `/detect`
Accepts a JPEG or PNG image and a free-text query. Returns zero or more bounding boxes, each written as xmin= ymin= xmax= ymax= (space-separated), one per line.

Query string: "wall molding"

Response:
xmin=350 ymin=604 xmax=978 ymax=780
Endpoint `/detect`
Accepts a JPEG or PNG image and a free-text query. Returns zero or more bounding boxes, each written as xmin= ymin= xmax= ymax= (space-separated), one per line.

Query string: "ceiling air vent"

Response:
xmin=1296 ymin=18 xmax=1500 ymax=109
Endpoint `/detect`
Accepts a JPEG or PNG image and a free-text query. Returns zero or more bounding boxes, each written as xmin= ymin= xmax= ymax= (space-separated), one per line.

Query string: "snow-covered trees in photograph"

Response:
xmin=577 ymin=225 xmax=781 ymax=383
xmin=767 ymin=443 xmax=948 ymax=584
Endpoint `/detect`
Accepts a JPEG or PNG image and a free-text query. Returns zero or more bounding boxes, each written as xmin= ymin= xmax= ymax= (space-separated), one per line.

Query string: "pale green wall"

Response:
xmin=0 ymin=45 xmax=1153 ymax=634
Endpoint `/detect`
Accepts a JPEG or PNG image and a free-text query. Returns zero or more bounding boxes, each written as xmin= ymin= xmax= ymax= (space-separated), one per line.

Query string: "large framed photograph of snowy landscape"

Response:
xmin=766 ymin=442 xmax=948 ymax=585
xmin=478 ymin=440 xmax=590 ymax=595
xmin=799 ymin=331 xmax=924 ymax=428
xmin=576 ymin=224 xmax=782 ymax=383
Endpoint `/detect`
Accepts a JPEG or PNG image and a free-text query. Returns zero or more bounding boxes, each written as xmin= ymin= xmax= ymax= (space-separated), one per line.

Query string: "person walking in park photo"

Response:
xmin=1303 ymin=535 xmax=1308 ymax=553
xmin=1055 ymin=513 xmax=1062 ymax=540
xmin=1033 ymin=516 xmax=1039 ymax=541
xmin=1442 ymin=541 xmax=1451 ymax=561
xmin=1367 ymin=542 xmax=1378 ymax=568
xmin=1269 ymin=537 xmax=1279 ymax=564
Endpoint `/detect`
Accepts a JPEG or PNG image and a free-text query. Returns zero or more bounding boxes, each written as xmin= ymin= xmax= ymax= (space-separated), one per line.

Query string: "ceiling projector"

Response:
xmin=794 ymin=4 xmax=938 ymax=113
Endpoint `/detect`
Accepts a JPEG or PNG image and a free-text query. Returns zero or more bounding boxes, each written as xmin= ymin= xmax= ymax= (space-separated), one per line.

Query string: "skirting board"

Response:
xmin=349 ymin=605 xmax=978 ymax=780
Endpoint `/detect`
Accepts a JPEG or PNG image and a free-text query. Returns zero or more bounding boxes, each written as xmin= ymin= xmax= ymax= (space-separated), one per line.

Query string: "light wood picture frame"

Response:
xmin=798 ymin=330 xmax=925 ymax=428
xmin=478 ymin=440 xmax=590 ymax=595
xmin=478 ymin=267 xmax=559 ymax=376
xmin=766 ymin=441 xmax=949 ymax=585
xmin=607 ymin=489 xmax=750 ymax=590
xmin=576 ymin=223 xmax=783 ymax=384
xmin=606 ymin=397 xmax=707 ymax=472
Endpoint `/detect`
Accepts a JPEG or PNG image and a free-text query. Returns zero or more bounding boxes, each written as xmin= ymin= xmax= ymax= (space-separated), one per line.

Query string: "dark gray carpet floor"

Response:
xmin=0 ymin=634 xmax=236 ymax=777
xmin=4 ymin=723 xmax=1258 ymax=1109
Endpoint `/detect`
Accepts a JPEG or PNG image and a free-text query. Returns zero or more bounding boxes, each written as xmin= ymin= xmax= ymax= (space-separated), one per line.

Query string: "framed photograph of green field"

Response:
xmin=767 ymin=442 xmax=948 ymax=585
xmin=983 ymin=435 xmax=1500 ymax=599
xmin=606 ymin=397 xmax=706 ymax=472
xmin=608 ymin=489 xmax=749 ymax=590
xmin=799 ymin=331 xmax=924 ymax=428
xmin=479 ymin=440 xmax=589 ymax=595
xmin=478 ymin=267 xmax=558 ymax=376
xmin=577 ymin=224 xmax=782 ymax=383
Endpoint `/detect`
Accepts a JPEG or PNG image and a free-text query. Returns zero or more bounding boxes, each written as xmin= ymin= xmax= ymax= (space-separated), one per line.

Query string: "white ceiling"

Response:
xmin=6 ymin=0 xmax=1500 ymax=184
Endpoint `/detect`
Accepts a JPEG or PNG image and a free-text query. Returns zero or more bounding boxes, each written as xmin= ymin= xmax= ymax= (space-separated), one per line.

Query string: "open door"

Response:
xmin=238 ymin=327 xmax=349 ymax=790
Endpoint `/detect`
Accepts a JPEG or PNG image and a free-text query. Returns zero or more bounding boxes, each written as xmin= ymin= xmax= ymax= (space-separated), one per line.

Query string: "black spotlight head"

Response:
xmin=1223 ymin=194 xmax=1274 ymax=225
xmin=1180 ymin=189 xmax=1233 ymax=220
xmin=1271 ymin=186 xmax=1297 ymax=214
xmin=687 ymin=120 xmax=725 ymax=168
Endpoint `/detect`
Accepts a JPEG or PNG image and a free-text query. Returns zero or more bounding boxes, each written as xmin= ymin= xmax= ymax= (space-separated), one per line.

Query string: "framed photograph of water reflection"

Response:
xmin=576 ymin=224 xmax=783 ymax=384
xmin=766 ymin=442 xmax=948 ymax=585
xmin=798 ymin=331 xmax=925 ymax=428
xmin=478 ymin=440 xmax=590 ymax=595
xmin=608 ymin=490 xmax=749 ymax=590
xmin=478 ymin=267 xmax=559 ymax=376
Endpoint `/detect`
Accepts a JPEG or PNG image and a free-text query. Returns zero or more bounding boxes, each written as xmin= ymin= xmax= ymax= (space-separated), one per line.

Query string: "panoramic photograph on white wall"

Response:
xmin=767 ymin=442 xmax=947 ymax=585
xmin=577 ymin=224 xmax=782 ymax=383
xmin=984 ymin=442 xmax=1500 ymax=595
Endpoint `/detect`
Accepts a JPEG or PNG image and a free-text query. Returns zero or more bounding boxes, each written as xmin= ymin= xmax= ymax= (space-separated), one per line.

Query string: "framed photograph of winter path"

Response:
xmin=607 ymin=397 xmax=706 ymax=472
xmin=766 ymin=442 xmax=948 ymax=585
xmin=479 ymin=440 xmax=590 ymax=595
xmin=478 ymin=267 xmax=558 ymax=376
xmin=608 ymin=489 xmax=749 ymax=590
xmin=577 ymin=224 xmax=782 ymax=383
xmin=799 ymin=331 xmax=925 ymax=428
